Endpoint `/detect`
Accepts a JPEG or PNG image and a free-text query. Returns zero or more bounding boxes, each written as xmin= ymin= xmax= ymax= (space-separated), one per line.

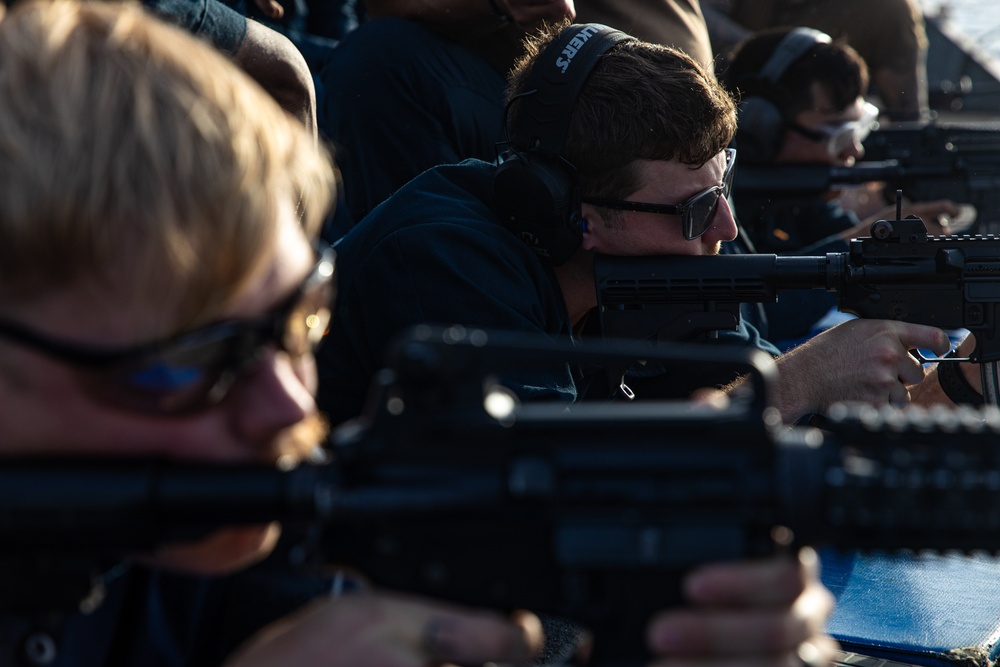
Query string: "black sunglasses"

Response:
xmin=0 ymin=246 xmax=335 ymax=414
xmin=581 ymin=148 xmax=736 ymax=240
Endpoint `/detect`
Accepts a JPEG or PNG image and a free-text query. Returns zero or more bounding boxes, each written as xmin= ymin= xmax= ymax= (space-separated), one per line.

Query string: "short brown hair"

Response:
xmin=507 ymin=21 xmax=737 ymax=201
xmin=0 ymin=0 xmax=335 ymax=332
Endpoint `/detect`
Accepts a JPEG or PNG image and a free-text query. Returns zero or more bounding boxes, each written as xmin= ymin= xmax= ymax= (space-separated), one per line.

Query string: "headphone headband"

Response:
xmin=508 ymin=23 xmax=631 ymax=159
xmin=733 ymin=26 xmax=832 ymax=164
xmin=757 ymin=27 xmax=831 ymax=84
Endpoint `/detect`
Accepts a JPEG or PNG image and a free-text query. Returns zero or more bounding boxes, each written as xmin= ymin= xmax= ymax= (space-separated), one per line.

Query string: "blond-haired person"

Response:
xmin=0 ymin=2 xmax=539 ymax=665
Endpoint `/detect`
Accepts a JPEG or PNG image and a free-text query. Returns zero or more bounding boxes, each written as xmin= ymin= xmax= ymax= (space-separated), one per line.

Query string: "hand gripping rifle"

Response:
xmin=596 ymin=197 xmax=1000 ymax=402
xmin=5 ymin=327 xmax=1000 ymax=666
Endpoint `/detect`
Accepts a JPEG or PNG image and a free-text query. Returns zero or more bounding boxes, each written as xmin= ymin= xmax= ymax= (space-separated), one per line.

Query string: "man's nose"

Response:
xmin=228 ymin=348 xmax=316 ymax=447
xmin=703 ymin=196 xmax=739 ymax=244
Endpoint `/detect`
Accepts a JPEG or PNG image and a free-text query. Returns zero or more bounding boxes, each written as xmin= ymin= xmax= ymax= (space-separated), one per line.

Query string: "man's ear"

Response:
xmin=580 ymin=204 xmax=602 ymax=251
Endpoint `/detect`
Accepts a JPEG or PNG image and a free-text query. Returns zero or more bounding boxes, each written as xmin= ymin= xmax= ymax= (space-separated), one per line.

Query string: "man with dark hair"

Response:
xmin=723 ymin=27 xmax=873 ymax=168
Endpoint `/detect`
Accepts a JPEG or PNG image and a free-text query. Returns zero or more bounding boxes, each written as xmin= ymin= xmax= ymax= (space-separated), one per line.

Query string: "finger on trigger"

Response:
xmin=898 ymin=323 xmax=950 ymax=358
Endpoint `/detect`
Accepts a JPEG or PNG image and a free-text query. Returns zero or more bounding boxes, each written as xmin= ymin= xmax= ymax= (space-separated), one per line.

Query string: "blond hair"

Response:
xmin=0 ymin=0 xmax=335 ymax=331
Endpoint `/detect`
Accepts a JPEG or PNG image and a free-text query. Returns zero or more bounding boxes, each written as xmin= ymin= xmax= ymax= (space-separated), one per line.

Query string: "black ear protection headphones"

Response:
xmin=493 ymin=23 xmax=632 ymax=266
xmin=734 ymin=27 xmax=831 ymax=164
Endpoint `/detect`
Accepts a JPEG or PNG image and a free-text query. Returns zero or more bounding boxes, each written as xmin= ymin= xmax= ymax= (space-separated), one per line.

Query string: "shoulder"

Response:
xmin=352 ymin=160 xmax=496 ymax=228
xmin=336 ymin=160 xmax=543 ymax=277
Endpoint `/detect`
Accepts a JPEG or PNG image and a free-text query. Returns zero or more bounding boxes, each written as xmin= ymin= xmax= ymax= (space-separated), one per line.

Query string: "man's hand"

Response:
xmin=648 ymin=548 xmax=839 ymax=667
xmin=226 ymin=591 xmax=543 ymax=667
xmin=772 ymin=318 xmax=951 ymax=420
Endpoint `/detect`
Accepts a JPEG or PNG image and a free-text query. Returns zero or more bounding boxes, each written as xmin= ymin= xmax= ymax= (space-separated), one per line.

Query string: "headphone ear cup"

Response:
xmin=731 ymin=28 xmax=831 ymax=165
xmin=494 ymin=153 xmax=582 ymax=266
xmin=736 ymin=94 xmax=785 ymax=164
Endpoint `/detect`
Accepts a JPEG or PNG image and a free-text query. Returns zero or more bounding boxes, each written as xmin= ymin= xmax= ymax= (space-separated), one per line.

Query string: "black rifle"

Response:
xmin=596 ymin=204 xmax=1000 ymax=402
xmin=733 ymin=120 xmax=1000 ymax=233
xmin=5 ymin=328 xmax=1000 ymax=666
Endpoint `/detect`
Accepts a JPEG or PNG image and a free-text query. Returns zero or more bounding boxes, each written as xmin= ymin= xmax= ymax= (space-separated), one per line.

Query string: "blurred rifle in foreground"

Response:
xmin=5 ymin=328 xmax=1000 ymax=666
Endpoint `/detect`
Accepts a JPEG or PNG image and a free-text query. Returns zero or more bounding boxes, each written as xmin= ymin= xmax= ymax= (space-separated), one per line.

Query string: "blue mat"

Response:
xmin=822 ymin=549 xmax=1000 ymax=667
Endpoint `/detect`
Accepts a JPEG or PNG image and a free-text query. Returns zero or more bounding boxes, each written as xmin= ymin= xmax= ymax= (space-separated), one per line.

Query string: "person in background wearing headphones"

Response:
xmin=720 ymin=27 xmax=963 ymax=344
xmin=702 ymin=0 xmax=930 ymax=122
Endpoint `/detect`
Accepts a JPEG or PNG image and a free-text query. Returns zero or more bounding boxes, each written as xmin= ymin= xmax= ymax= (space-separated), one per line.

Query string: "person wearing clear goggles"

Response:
xmin=784 ymin=99 xmax=880 ymax=166
xmin=724 ymin=27 xmax=964 ymax=239
xmin=776 ymin=82 xmax=965 ymax=232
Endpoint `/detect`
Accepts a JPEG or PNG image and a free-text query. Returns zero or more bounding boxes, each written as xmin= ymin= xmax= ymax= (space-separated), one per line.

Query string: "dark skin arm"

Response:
xmin=234 ymin=19 xmax=317 ymax=137
xmin=363 ymin=0 xmax=575 ymax=38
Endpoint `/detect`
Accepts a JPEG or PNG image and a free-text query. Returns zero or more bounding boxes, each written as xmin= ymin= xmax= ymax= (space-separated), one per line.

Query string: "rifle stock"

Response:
xmin=5 ymin=328 xmax=1000 ymax=666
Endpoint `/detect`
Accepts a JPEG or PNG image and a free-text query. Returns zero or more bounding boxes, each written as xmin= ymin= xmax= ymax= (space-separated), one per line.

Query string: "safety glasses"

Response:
xmin=788 ymin=101 xmax=880 ymax=158
xmin=581 ymin=148 xmax=736 ymax=241
xmin=0 ymin=246 xmax=335 ymax=414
